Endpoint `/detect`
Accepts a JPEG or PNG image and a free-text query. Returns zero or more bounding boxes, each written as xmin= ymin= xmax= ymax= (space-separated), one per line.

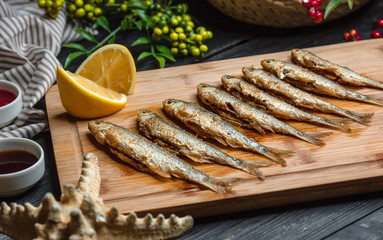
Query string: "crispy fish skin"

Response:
xmin=88 ymin=120 xmax=238 ymax=194
xmin=242 ymin=67 xmax=373 ymax=124
xmin=137 ymin=110 xmax=273 ymax=180
xmin=221 ymin=75 xmax=350 ymax=131
xmin=162 ymin=99 xmax=291 ymax=166
xmin=197 ymin=83 xmax=331 ymax=146
xmin=261 ymin=59 xmax=383 ymax=106
xmin=292 ymin=49 xmax=383 ymax=90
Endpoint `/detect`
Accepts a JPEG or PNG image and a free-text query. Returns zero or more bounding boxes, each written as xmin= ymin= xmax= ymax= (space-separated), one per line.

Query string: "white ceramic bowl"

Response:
xmin=0 ymin=138 xmax=45 ymax=197
xmin=0 ymin=80 xmax=23 ymax=128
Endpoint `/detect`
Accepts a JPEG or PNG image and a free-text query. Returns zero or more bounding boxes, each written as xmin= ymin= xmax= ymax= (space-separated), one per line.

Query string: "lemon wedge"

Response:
xmin=75 ymin=44 xmax=136 ymax=95
xmin=56 ymin=65 xmax=127 ymax=118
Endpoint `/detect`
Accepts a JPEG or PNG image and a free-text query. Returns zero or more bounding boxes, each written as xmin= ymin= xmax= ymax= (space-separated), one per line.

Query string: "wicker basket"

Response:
xmin=206 ymin=0 xmax=371 ymax=28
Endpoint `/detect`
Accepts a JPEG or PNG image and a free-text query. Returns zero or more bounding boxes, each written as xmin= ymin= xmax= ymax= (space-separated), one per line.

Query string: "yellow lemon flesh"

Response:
xmin=75 ymin=44 xmax=136 ymax=95
xmin=56 ymin=65 xmax=127 ymax=118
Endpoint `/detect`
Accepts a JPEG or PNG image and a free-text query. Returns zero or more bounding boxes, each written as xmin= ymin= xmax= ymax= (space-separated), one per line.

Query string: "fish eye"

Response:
xmin=264 ymin=60 xmax=272 ymax=64
xmin=165 ymin=99 xmax=176 ymax=104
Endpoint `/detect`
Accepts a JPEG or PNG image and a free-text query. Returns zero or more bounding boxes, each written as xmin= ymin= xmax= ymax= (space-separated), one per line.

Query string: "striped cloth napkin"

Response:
xmin=0 ymin=0 xmax=84 ymax=138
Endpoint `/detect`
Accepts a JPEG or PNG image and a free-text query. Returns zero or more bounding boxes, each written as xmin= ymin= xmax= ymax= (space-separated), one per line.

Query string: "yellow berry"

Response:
xmin=46 ymin=0 xmax=53 ymax=7
xmin=38 ymin=0 xmax=46 ymax=8
xmin=178 ymin=33 xmax=186 ymax=41
xmin=170 ymin=32 xmax=178 ymax=41
xmin=94 ymin=7 xmax=102 ymax=16
xmin=154 ymin=27 xmax=162 ymax=35
xmin=87 ymin=12 xmax=93 ymax=19
xmin=68 ymin=4 xmax=77 ymax=12
xmin=120 ymin=3 xmax=127 ymax=12
xmin=75 ymin=0 xmax=83 ymax=7
xmin=84 ymin=3 xmax=93 ymax=12
xmin=162 ymin=26 xmax=169 ymax=34
xmin=75 ymin=8 xmax=86 ymax=18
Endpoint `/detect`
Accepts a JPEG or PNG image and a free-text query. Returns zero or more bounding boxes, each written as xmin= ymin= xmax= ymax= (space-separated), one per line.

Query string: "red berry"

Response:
xmin=311 ymin=0 xmax=319 ymax=7
xmin=316 ymin=0 xmax=322 ymax=4
xmin=302 ymin=0 xmax=312 ymax=8
xmin=316 ymin=11 xmax=323 ymax=19
xmin=312 ymin=12 xmax=323 ymax=23
xmin=308 ymin=7 xmax=317 ymax=18
xmin=344 ymin=32 xmax=351 ymax=41
xmin=371 ymin=30 xmax=382 ymax=38
xmin=378 ymin=19 xmax=383 ymax=28
xmin=349 ymin=29 xmax=358 ymax=37
xmin=356 ymin=35 xmax=361 ymax=41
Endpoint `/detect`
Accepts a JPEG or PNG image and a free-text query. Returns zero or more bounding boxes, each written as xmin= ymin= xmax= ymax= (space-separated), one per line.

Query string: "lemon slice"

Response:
xmin=56 ymin=65 xmax=127 ymax=118
xmin=75 ymin=44 xmax=136 ymax=95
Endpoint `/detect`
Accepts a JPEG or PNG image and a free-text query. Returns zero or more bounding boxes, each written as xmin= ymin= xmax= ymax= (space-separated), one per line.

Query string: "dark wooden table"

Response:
xmin=2 ymin=1 xmax=383 ymax=239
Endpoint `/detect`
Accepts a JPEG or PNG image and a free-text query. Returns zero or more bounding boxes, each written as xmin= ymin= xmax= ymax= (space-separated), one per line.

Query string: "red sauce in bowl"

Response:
xmin=0 ymin=89 xmax=17 ymax=107
xmin=0 ymin=150 xmax=38 ymax=174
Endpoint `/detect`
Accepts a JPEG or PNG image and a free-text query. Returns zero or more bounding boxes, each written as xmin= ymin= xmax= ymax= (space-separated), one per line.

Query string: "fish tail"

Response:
xmin=322 ymin=117 xmax=351 ymax=132
xmin=345 ymin=110 xmax=374 ymax=124
xmin=262 ymin=150 xmax=288 ymax=167
xmin=248 ymin=143 xmax=289 ymax=166
xmin=304 ymin=131 xmax=333 ymax=146
xmin=237 ymin=160 xmax=275 ymax=180
xmin=366 ymin=94 xmax=383 ymax=106
xmin=268 ymin=147 xmax=295 ymax=157
xmin=205 ymin=176 xmax=242 ymax=194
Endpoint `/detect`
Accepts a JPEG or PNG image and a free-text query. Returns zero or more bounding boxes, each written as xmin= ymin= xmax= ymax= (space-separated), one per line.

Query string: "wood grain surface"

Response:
xmin=46 ymin=39 xmax=383 ymax=218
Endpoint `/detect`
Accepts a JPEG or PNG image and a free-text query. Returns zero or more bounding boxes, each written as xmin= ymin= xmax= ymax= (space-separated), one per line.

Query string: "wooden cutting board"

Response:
xmin=46 ymin=39 xmax=383 ymax=218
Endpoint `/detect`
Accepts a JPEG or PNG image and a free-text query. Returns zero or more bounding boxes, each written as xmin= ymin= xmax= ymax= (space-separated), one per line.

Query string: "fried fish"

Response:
xmin=242 ymin=67 xmax=373 ymax=124
xmin=197 ymin=83 xmax=331 ymax=146
xmin=261 ymin=59 xmax=383 ymax=106
xmin=163 ymin=99 xmax=292 ymax=166
xmin=137 ymin=109 xmax=273 ymax=180
xmin=221 ymin=75 xmax=350 ymax=131
xmin=291 ymin=48 xmax=383 ymax=90
xmin=88 ymin=120 xmax=238 ymax=193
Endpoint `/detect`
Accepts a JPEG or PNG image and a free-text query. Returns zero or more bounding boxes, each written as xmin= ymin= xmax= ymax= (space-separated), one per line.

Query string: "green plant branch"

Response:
xmin=89 ymin=26 xmax=122 ymax=53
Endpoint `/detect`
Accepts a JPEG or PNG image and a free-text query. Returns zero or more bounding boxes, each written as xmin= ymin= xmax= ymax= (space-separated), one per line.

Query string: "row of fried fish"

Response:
xmin=88 ymin=49 xmax=381 ymax=194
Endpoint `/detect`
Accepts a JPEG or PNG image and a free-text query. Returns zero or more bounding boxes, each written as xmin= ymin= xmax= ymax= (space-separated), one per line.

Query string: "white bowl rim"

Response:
xmin=0 ymin=138 xmax=44 ymax=177
xmin=0 ymin=80 xmax=22 ymax=111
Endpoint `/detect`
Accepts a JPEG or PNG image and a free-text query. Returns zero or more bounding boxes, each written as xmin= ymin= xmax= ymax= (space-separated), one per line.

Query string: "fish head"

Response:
xmin=163 ymin=99 xmax=185 ymax=116
xmin=261 ymin=59 xmax=288 ymax=79
xmin=197 ymin=83 xmax=217 ymax=94
xmin=242 ymin=66 xmax=266 ymax=82
xmin=88 ymin=120 xmax=110 ymax=144
xmin=291 ymin=48 xmax=303 ymax=56
xmin=137 ymin=109 xmax=156 ymax=122
xmin=260 ymin=59 xmax=278 ymax=71
xmin=221 ymin=75 xmax=241 ymax=91
xmin=291 ymin=49 xmax=306 ymax=65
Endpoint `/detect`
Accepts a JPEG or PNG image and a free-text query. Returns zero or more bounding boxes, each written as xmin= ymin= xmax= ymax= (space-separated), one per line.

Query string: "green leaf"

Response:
xmin=92 ymin=21 xmax=100 ymax=31
xmin=135 ymin=20 xmax=143 ymax=31
xmin=133 ymin=9 xmax=153 ymax=28
xmin=121 ymin=17 xmax=136 ymax=30
xmin=132 ymin=37 xmax=151 ymax=46
xmin=155 ymin=45 xmax=175 ymax=61
xmin=154 ymin=55 xmax=165 ymax=68
xmin=96 ymin=16 xmax=111 ymax=33
xmin=62 ymin=43 xmax=87 ymax=51
xmin=348 ymin=0 xmax=353 ymax=9
xmin=324 ymin=0 xmax=343 ymax=19
xmin=137 ymin=51 xmax=152 ymax=61
xmin=162 ymin=34 xmax=171 ymax=42
xmin=75 ymin=29 xmax=98 ymax=43
xmin=158 ymin=52 xmax=176 ymax=62
xmin=126 ymin=1 xmax=148 ymax=10
xmin=64 ymin=51 xmax=87 ymax=68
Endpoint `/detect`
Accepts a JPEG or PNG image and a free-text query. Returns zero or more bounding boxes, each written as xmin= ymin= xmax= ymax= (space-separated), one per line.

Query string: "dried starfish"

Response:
xmin=0 ymin=152 xmax=193 ymax=240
